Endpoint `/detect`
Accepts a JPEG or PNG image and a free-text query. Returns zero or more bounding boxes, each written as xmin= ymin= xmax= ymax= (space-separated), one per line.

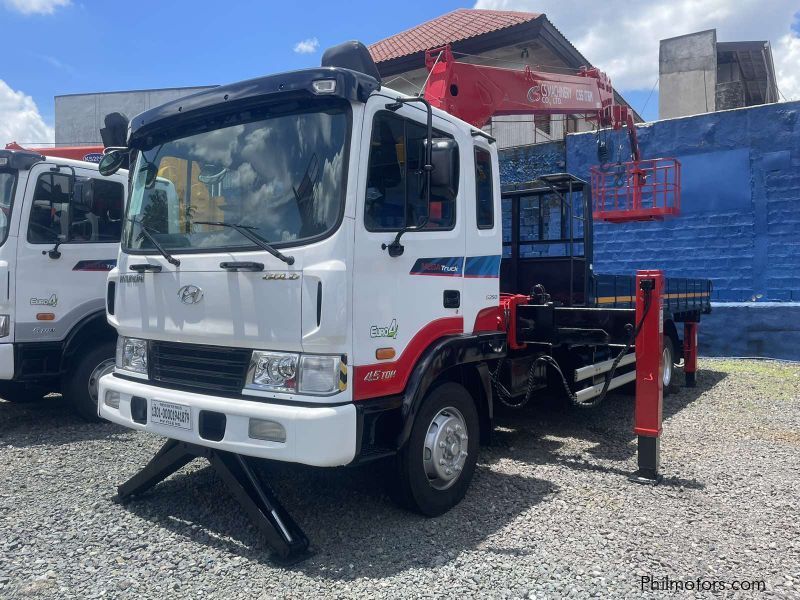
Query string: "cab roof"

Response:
xmin=128 ymin=67 xmax=380 ymax=148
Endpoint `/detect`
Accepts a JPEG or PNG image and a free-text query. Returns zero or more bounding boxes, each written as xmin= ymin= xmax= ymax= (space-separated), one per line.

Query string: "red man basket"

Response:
xmin=591 ymin=158 xmax=681 ymax=223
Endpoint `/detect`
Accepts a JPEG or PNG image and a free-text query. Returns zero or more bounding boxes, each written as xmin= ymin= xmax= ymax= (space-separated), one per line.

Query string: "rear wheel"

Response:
xmin=392 ymin=382 xmax=479 ymax=516
xmin=65 ymin=341 xmax=116 ymax=422
xmin=662 ymin=336 xmax=679 ymax=395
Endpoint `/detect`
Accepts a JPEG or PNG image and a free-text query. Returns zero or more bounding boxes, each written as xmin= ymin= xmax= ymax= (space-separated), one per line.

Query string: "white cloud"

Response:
xmin=293 ymin=37 xmax=319 ymax=54
xmin=774 ymin=33 xmax=800 ymax=100
xmin=474 ymin=0 xmax=800 ymax=98
xmin=0 ymin=79 xmax=54 ymax=144
xmin=3 ymin=0 xmax=70 ymax=15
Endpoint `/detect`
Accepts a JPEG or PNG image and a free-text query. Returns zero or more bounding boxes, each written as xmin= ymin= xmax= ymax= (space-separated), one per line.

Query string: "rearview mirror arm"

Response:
xmin=382 ymin=96 xmax=433 ymax=258
xmin=45 ymin=164 xmax=77 ymax=258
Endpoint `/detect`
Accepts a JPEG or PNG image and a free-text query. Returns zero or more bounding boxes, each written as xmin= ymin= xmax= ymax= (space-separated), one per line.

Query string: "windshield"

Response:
xmin=0 ymin=170 xmax=17 ymax=246
xmin=124 ymin=101 xmax=350 ymax=253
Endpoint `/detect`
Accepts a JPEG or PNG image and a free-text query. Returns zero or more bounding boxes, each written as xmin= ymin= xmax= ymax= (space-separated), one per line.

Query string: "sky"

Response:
xmin=1 ymin=0 xmax=799 ymax=145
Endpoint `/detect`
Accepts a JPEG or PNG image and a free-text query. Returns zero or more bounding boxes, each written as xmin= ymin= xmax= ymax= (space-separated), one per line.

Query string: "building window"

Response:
xmin=566 ymin=115 xmax=579 ymax=134
xmin=475 ymin=148 xmax=494 ymax=229
xmin=365 ymin=111 xmax=458 ymax=231
xmin=28 ymin=173 xmax=124 ymax=243
xmin=534 ymin=114 xmax=551 ymax=136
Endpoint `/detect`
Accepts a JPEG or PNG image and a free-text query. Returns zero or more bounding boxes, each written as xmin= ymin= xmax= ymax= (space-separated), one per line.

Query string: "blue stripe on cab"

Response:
xmin=464 ymin=255 xmax=501 ymax=278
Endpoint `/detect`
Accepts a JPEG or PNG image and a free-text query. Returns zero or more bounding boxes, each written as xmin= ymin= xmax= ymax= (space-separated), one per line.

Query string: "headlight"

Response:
xmin=245 ymin=351 xmax=344 ymax=395
xmin=0 ymin=315 xmax=9 ymax=338
xmin=246 ymin=351 xmax=298 ymax=392
xmin=298 ymin=355 xmax=341 ymax=395
xmin=116 ymin=337 xmax=148 ymax=375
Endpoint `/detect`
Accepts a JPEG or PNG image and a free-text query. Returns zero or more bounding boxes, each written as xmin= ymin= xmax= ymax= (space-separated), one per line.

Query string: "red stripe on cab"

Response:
xmin=353 ymin=316 xmax=463 ymax=401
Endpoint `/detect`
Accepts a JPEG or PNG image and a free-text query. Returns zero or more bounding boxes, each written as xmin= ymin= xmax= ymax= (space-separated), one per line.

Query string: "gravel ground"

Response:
xmin=1 ymin=358 xmax=798 ymax=599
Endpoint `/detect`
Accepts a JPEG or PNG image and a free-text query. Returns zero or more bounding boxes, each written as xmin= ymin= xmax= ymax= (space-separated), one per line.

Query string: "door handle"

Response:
xmin=443 ymin=290 xmax=460 ymax=309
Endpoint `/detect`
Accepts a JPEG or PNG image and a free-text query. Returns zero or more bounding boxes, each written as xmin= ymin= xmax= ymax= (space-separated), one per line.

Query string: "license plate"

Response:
xmin=150 ymin=399 xmax=191 ymax=430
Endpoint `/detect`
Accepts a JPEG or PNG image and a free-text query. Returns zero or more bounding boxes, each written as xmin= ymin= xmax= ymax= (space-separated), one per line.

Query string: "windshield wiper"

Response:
xmin=129 ymin=218 xmax=180 ymax=267
xmin=194 ymin=221 xmax=295 ymax=266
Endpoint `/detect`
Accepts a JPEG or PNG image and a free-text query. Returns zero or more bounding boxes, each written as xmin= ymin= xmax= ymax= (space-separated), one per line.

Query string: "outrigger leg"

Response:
xmin=683 ymin=321 xmax=699 ymax=388
xmin=114 ymin=439 xmax=312 ymax=564
xmin=631 ymin=270 xmax=664 ymax=484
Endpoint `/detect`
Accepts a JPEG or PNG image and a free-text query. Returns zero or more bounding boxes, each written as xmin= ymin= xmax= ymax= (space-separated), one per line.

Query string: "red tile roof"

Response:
xmin=369 ymin=8 xmax=541 ymax=63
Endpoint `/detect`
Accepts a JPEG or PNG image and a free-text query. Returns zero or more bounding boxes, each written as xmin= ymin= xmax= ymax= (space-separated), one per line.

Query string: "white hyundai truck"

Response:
xmin=0 ymin=147 xmax=127 ymax=418
xmin=97 ymin=42 xmax=710 ymax=561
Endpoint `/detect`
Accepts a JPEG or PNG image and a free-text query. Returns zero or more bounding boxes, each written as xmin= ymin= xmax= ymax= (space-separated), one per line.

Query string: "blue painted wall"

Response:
xmin=499 ymin=101 xmax=800 ymax=303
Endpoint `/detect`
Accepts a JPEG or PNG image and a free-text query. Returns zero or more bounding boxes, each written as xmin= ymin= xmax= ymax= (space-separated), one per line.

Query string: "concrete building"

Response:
xmin=659 ymin=30 xmax=778 ymax=120
xmin=55 ymin=86 xmax=215 ymax=146
xmin=369 ymin=9 xmax=640 ymax=149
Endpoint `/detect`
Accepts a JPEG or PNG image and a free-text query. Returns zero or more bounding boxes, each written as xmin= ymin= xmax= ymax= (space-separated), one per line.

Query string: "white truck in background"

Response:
xmin=0 ymin=147 xmax=128 ymax=419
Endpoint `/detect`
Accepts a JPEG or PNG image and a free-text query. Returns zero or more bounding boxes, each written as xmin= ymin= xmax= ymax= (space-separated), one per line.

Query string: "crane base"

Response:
xmin=114 ymin=439 xmax=312 ymax=564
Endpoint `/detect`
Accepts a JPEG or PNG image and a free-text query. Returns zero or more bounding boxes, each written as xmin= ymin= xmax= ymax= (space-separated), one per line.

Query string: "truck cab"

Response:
xmin=0 ymin=148 xmax=127 ymax=418
xmin=98 ymin=44 xmax=507 ymax=511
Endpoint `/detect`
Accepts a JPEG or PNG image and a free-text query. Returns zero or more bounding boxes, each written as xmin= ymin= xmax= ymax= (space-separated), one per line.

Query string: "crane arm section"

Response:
xmin=422 ymin=45 xmax=639 ymax=161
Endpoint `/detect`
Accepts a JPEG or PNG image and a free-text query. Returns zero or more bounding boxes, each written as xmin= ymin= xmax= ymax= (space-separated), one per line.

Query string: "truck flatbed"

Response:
xmin=593 ymin=274 xmax=712 ymax=318
xmin=501 ymin=174 xmax=711 ymax=322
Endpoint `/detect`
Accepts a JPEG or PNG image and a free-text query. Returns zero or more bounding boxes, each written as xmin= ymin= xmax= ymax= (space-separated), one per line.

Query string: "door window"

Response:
xmin=365 ymin=111 xmax=458 ymax=231
xmin=28 ymin=172 xmax=124 ymax=244
xmin=474 ymin=148 xmax=494 ymax=229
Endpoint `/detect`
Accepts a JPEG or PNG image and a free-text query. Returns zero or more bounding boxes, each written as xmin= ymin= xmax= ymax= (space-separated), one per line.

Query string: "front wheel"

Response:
xmin=392 ymin=382 xmax=479 ymax=517
xmin=65 ymin=341 xmax=116 ymax=422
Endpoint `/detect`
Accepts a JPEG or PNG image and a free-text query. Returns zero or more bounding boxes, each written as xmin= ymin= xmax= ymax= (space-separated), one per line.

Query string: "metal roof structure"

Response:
xmin=716 ymin=40 xmax=779 ymax=105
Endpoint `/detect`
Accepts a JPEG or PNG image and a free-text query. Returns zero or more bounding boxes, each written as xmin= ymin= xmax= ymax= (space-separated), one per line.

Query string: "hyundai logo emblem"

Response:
xmin=177 ymin=285 xmax=203 ymax=304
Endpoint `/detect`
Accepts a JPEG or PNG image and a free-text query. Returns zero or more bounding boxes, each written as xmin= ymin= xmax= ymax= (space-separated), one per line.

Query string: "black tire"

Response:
xmin=65 ymin=340 xmax=116 ymax=422
xmin=662 ymin=336 xmax=679 ymax=396
xmin=392 ymin=382 xmax=480 ymax=517
xmin=0 ymin=381 xmax=46 ymax=403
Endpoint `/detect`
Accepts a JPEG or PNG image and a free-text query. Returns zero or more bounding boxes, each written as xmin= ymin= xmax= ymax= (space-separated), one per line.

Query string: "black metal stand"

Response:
xmin=114 ymin=439 xmax=312 ymax=564
xmin=629 ymin=435 xmax=663 ymax=485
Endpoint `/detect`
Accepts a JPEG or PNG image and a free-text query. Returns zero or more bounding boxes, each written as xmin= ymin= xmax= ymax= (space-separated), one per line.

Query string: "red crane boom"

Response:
xmin=422 ymin=45 xmax=640 ymax=161
xmin=421 ymin=45 xmax=680 ymax=222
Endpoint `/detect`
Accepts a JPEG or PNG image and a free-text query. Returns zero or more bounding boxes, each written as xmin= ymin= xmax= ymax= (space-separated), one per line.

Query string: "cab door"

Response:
xmin=352 ymin=100 xmax=465 ymax=401
xmin=14 ymin=162 xmax=125 ymax=345
xmin=461 ymin=142 xmax=503 ymax=331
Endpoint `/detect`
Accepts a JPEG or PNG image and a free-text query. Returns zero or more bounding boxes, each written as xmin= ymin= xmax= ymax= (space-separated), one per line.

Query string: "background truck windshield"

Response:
xmin=0 ymin=170 xmax=17 ymax=246
xmin=124 ymin=105 xmax=349 ymax=252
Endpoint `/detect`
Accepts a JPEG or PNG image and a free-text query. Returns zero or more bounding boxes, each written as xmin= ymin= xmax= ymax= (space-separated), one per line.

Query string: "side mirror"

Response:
xmin=429 ymin=138 xmax=459 ymax=200
xmin=98 ymin=149 xmax=127 ymax=176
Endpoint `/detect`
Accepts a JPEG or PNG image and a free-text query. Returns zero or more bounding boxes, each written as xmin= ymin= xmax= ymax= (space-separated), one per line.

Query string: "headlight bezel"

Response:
xmin=245 ymin=351 xmax=299 ymax=393
xmin=245 ymin=351 xmax=344 ymax=396
xmin=115 ymin=336 xmax=149 ymax=378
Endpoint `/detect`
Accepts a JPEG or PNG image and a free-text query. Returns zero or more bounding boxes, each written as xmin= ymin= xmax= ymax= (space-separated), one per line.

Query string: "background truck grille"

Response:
xmin=149 ymin=341 xmax=251 ymax=395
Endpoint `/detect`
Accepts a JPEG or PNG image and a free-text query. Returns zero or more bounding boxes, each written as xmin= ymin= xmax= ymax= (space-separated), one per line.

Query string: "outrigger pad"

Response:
xmin=114 ymin=439 xmax=313 ymax=564
xmin=629 ymin=435 xmax=662 ymax=485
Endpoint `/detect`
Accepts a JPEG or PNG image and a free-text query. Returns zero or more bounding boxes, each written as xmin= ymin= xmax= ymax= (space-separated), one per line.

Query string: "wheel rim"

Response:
xmin=88 ymin=358 xmax=116 ymax=404
xmin=423 ymin=406 xmax=468 ymax=490
xmin=662 ymin=345 xmax=673 ymax=388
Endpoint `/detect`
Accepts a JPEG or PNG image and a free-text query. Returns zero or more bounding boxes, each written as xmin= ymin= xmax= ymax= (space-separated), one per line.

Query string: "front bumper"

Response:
xmin=98 ymin=374 xmax=357 ymax=467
